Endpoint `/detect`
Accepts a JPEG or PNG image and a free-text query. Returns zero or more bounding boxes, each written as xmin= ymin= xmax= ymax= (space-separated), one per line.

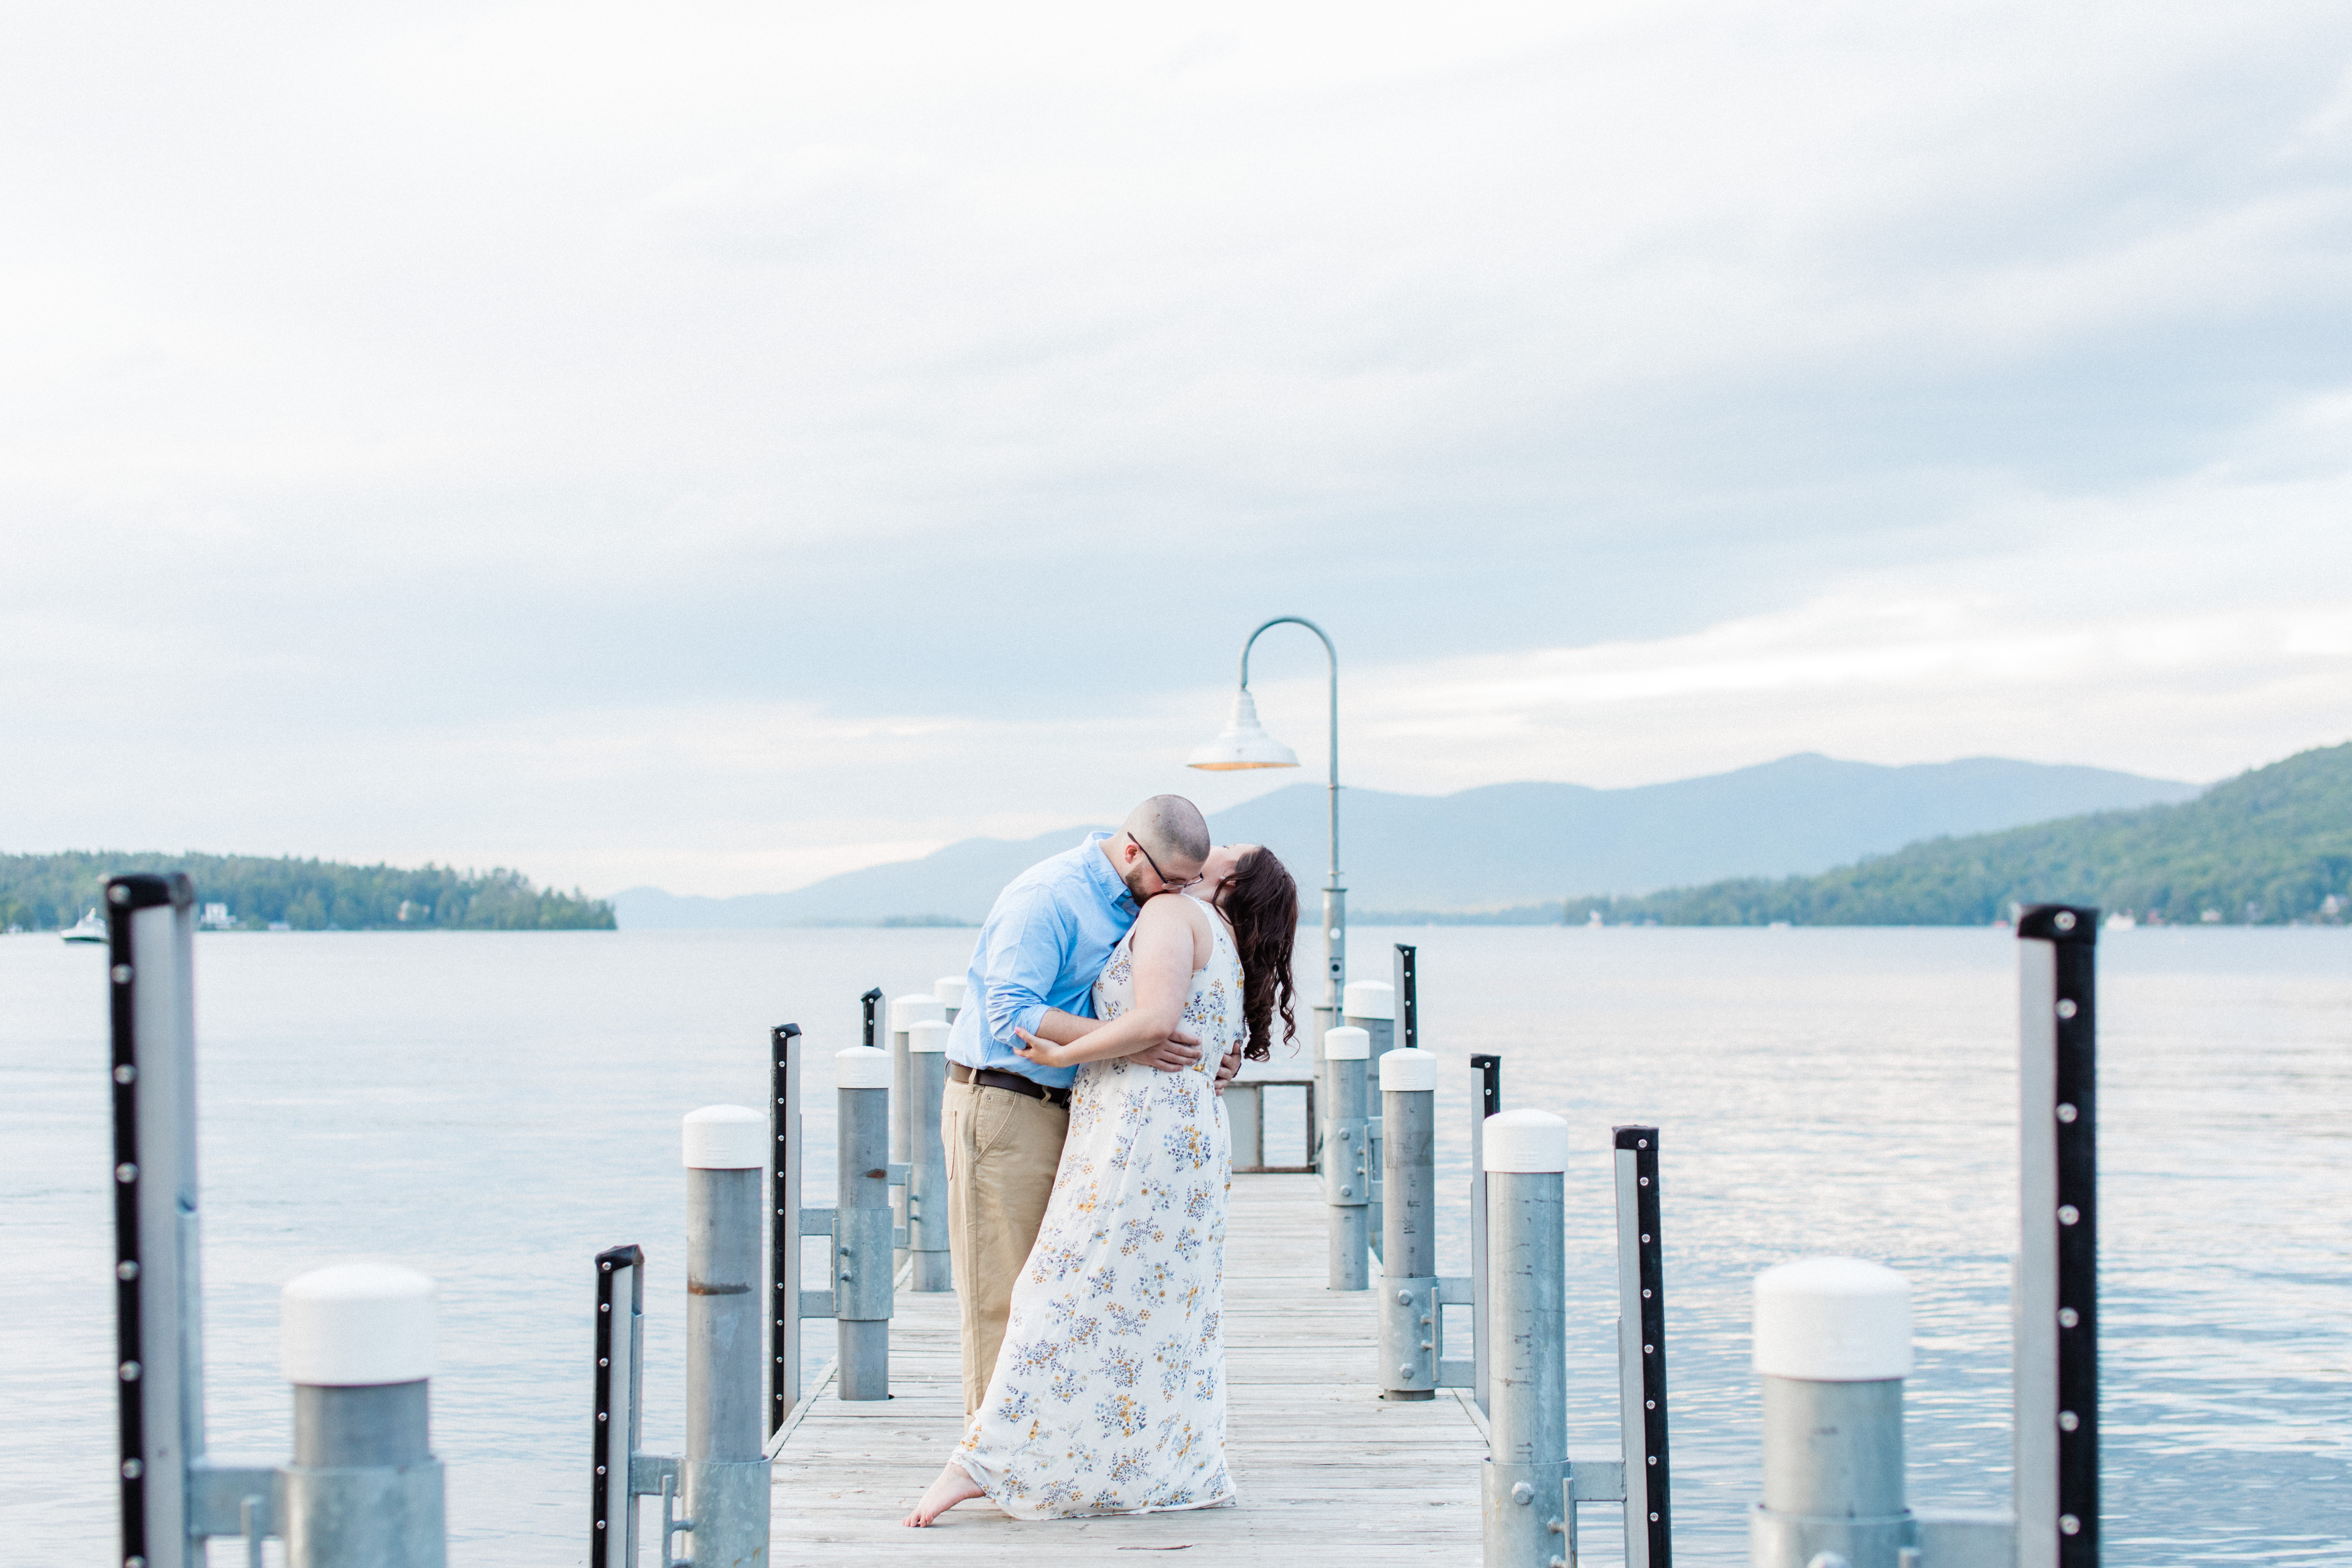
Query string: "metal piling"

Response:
xmin=1746 ymin=1259 xmax=1914 ymax=1568
xmin=888 ymin=995 xmax=946 ymax=1275
xmin=833 ymin=1046 xmax=895 ymax=1400
xmin=682 ymin=1106 xmax=773 ymax=1566
xmin=1322 ymin=1025 xmax=1372 ymax=1289
xmin=904 ymin=1019 xmax=953 ymax=1291
xmin=1379 ymin=1047 xmax=1440 ymax=1399
xmin=1480 ymin=1110 xmax=1571 ymax=1568
xmin=280 ymin=1264 xmax=447 ymax=1568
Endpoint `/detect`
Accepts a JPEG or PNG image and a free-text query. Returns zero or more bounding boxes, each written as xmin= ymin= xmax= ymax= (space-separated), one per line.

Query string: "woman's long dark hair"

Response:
xmin=1217 ymin=847 xmax=1297 ymax=1062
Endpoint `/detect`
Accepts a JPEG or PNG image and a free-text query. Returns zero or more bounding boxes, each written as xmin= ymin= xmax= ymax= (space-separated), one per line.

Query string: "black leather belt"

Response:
xmin=948 ymin=1060 xmax=1071 ymax=1109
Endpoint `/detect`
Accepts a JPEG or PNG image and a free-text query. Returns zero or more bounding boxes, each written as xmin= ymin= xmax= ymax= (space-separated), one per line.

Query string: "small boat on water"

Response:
xmin=61 ymin=908 xmax=105 ymax=943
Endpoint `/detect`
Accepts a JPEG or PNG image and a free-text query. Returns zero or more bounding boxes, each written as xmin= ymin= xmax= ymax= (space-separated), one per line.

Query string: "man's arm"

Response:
xmin=1013 ymin=902 xmax=1202 ymax=1069
xmin=976 ymin=892 xmax=1072 ymax=1053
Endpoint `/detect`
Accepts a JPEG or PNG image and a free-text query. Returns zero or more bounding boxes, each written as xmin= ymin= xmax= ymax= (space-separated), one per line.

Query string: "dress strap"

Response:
xmin=1185 ymin=893 xmax=1234 ymax=945
xmin=1164 ymin=893 xmax=1228 ymax=970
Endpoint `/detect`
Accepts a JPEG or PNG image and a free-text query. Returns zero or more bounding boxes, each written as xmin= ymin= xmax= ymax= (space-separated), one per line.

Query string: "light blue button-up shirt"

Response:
xmin=944 ymin=831 xmax=1139 ymax=1089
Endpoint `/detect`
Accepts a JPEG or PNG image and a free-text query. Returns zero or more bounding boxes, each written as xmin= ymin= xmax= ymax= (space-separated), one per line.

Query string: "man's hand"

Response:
xmin=1212 ymin=1040 xmax=1243 ymax=1096
xmin=1137 ymin=1026 xmax=1204 ymax=1073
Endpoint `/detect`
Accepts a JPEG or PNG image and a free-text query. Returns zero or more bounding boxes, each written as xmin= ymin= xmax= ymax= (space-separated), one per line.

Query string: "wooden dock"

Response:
xmin=768 ymin=1173 xmax=1490 ymax=1565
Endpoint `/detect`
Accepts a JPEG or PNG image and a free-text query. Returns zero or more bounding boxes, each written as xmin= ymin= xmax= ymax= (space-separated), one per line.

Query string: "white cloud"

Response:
xmin=2 ymin=2 xmax=2349 ymax=894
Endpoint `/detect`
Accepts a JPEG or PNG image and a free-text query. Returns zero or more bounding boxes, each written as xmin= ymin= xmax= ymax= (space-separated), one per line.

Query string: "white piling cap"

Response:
xmin=890 ymin=994 xmax=946 ymax=1031
xmin=281 ymin=1262 xmax=435 ymax=1387
xmin=1753 ymin=1257 xmax=1913 ymax=1382
xmin=683 ymin=1104 xmax=766 ymax=1169
xmin=1323 ymin=1025 xmax=1371 ymax=1061
xmin=1378 ymin=1046 xmax=1437 ymax=1092
xmin=908 ymin=1019 xmax=951 ymax=1054
xmin=1342 ymin=979 xmax=1395 ymax=1020
xmin=835 ymin=1044 xmax=891 ymax=1089
xmin=933 ymin=976 xmax=968 ymax=1008
xmin=1483 ymin=1109 xmax=1571 ymax=1173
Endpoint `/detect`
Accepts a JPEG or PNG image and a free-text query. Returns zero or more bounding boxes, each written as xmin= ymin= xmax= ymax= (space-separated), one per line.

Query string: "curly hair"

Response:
xmin=1216 ymin=847 xmax=1298 ymax=1062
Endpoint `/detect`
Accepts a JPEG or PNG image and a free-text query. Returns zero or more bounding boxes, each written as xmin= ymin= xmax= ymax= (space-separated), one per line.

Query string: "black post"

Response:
xmin=108 ymin=872 xmax=197 ymax=1568
xmin=859 ymin=988 xmax=882 ymax=1051
xmin=1472 ymin=1053 xmax=1501 ymax=1119
xmin=1614 ymin=1125 xmax=1671 ymax=1568
xmin=768 ymin=1023 xmax=803 ymax=1437
xmin=2054 ymin=932 xmax=2098 ymax=1565
xmin=591 ymin=1243 xmax=644 ymax=1566
xmin=2017 ymin=903 xmax=2098 ymax=1565
xmin=1392 ymin=944 xmax=1418 ymax=1051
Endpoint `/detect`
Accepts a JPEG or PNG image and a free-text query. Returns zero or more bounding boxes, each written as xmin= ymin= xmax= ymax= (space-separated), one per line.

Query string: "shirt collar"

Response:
xmin=1082 ymin=831 xmax=1138 ymax=916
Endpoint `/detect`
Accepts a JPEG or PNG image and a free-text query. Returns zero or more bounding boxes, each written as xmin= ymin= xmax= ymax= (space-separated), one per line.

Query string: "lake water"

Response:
xmin=3 ymin=925 xmax=2347 ymax=1564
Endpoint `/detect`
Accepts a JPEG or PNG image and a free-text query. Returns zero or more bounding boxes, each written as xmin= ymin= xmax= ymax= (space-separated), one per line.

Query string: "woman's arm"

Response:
xmin=1014 ymin=898 xmax=1202 ymax=1068
xmin=1024 ymin=1008 xmax=1102 ymax=1046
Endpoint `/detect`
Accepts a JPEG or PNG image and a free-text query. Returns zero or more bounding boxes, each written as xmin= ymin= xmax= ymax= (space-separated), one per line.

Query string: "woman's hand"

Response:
xmin=1013 ymin=1027 xmax=1077 ymax=1068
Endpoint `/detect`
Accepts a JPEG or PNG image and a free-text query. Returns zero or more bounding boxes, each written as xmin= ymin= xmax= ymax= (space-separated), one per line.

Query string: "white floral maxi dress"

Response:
xmin=953 ymin=901 xmax=1242 ymax=1519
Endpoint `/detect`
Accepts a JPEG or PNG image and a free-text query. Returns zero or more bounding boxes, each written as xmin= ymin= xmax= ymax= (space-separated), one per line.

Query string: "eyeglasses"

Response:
xmin=1131 ymin=836 xmax=1200 ymax=892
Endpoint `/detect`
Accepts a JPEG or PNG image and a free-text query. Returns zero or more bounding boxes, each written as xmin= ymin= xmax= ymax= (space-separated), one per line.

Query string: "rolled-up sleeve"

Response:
xmin=979 ymin=888 xmax=1074 ymax=1050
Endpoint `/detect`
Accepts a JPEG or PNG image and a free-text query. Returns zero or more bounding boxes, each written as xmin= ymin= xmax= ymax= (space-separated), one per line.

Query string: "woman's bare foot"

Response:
xmin=901 ymin=1460 xmax=986 ymax=1527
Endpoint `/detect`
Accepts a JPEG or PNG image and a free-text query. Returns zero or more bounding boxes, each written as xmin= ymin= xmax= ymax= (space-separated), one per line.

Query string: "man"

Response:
xmin=942 ymin=793 xmax=1243 ymax=1414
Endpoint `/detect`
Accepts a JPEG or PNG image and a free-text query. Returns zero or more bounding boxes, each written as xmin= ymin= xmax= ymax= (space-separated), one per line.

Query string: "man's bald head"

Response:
xmin=1123 ymin=795 xmax=1211 ymax=869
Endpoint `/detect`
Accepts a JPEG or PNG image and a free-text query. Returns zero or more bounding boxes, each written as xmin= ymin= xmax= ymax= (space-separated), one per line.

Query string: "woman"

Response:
xmin=903 ymin=843 xmax=1298 ymax=1526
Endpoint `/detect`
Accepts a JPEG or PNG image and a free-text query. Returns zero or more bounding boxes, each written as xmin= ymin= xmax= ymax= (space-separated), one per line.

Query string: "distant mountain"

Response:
xmin=1571 ymin=742 xmax=2352 ymax=926
xmin=1216 ymin=754 xmax=2198 ymax=913
xmin=611 ymin=753 xmax=2197 ymax=928
xmin=613 ymin=826 xmax=1112 ymax=929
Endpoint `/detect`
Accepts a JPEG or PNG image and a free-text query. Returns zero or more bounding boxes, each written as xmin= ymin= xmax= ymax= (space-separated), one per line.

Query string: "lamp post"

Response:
xmin=1188 ymin=615 xmax=1344 ymax=1025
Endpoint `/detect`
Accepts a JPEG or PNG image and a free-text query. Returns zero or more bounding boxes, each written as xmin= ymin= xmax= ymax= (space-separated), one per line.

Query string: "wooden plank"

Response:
xmin=766 ymin=1174 xmax=1487 ymax=1565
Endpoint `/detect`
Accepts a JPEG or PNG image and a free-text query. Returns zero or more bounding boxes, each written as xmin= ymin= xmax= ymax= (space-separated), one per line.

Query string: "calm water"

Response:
xmin=3 ymin=925 xmax=2347 ymax=1564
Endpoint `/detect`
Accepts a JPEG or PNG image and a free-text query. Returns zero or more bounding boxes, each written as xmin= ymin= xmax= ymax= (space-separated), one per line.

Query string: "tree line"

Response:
xmin=0 ymin=851 xmax=615 ymax=933
xmin=1559 ymin=741 xmax=2351 ymax=927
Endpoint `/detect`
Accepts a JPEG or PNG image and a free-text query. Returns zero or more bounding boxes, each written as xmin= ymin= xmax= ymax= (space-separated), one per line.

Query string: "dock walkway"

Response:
xmin=768 ymin=1174 xmax=1488 ymax=1565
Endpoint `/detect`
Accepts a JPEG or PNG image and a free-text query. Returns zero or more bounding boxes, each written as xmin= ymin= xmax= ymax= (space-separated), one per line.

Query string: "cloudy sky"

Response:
xmin=5 ymin=3 xmax=2350 ymax=895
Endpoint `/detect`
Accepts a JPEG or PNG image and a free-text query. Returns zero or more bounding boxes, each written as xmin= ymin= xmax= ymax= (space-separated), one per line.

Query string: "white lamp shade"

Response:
xmin=1186 ymin=689 xmax=1299 ymax=771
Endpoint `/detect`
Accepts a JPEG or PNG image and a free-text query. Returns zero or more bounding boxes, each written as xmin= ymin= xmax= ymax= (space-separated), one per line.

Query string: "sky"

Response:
xmin=5 ymin=2 xmax=2350 ymax=896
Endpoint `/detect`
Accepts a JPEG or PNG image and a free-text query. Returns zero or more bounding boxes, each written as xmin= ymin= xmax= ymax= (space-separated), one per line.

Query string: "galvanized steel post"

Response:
xmin=280 ymin=1263 xmax=447 ymax=1568
xmin=888 ymin=994 xmax=946 ymax=1274
xmin=1470 ymin=1054 xmax=1502 ymax=1414
xmin=681 ymin=1107 xmax=772 ymax=1566
xmin=1379 ymin=1047 xmax=1439 ymax=1398
xmin=1322 ymin=1025 xmax=1372 ymax=1289
xmin=1344 ymin=977 xmax=1395 ymax=1246
xmin=905 ymin=1020 xmax=953 ymax=1291
xmin=1309 ymin=1003 xmax=1334 ymax=1168
xmin=1747 ymin=1259 xmax=1914 ymax=1568
xmin=1480 ymin=1110 xmax=1570 ymax=1568
xmin=933 ymin=975 xmax=965 ymax=1023
xmin=834 ymin=1046 xmax=895 ymax=1400
xmin=1343 ymin=979 xmax=1396 ymax=1064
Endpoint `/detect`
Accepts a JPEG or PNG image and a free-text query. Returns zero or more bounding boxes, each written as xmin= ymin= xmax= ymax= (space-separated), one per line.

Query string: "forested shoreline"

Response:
xmin=0 ymin=852 xmax=613 ymax=933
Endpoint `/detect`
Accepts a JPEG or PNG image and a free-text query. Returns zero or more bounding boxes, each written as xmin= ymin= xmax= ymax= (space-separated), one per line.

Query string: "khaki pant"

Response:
xmin=943 ymin=1077 xmax=1069 ymax=1415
